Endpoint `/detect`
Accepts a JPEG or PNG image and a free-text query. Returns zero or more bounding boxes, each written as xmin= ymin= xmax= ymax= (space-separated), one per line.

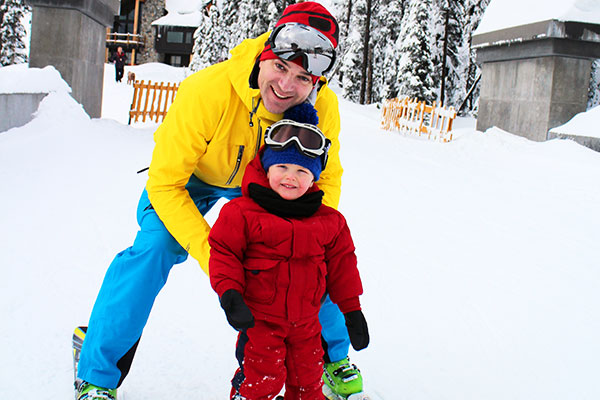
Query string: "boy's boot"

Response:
xmin=76 ymin=381 xmax=117 ymax=400
xmin=322 ymin=357 xmax=363 ymax=399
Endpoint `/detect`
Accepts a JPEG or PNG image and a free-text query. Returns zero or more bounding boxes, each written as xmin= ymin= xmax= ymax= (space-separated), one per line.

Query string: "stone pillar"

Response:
xmin=26 ymin=0 xmax=120 ymax=118
xmin=135 ymin=0 xmax=164 ymax=64
xmin=473 ymin=20 xmax=600 ymax=141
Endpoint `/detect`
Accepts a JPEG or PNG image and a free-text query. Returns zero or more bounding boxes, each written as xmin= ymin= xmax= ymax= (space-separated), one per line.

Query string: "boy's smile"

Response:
xmin=267 ymin=163 xmax=314 ymax=200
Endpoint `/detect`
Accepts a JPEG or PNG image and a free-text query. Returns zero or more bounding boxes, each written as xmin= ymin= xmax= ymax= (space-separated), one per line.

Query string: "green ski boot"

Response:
xmin=322 ymin=357 xmax=363 ymax=399
xmin=76 ymin=381 xmax=117 ymax=400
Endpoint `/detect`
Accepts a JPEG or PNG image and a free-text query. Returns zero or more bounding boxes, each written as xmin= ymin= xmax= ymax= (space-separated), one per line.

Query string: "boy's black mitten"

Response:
xmin=220 ymin=289 xmax=255 ymax=331
xmin=344 ymin=310 xmax=369 ymax=350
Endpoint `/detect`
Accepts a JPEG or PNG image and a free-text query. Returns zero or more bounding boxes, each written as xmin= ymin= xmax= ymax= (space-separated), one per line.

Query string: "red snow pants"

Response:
xmin=230 ymin=317 xmax=325 ymax=400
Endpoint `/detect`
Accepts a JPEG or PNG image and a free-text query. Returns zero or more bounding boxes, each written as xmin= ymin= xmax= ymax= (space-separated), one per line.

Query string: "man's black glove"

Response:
xmin=344 ymin=310 xmax=369 ymax=350
xmin=220 ymin=289 xmax=255 ymax=331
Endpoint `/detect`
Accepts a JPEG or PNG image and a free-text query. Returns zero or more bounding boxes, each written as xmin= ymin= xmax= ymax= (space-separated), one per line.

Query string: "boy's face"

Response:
xmin=267 ymin=163 xmax=314 ymax=200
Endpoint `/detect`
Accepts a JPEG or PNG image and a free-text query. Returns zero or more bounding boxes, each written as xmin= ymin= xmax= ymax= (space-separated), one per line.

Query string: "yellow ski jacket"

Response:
xmin=146 ymin=32 xmax=343 ymax=274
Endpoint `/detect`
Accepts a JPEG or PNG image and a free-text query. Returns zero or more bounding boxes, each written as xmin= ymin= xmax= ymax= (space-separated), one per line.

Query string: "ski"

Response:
xmin=72 ymin=326 xmax=87 ymax=399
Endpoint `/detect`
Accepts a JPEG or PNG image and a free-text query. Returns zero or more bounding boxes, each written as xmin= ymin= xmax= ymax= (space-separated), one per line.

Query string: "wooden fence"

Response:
xmin=129 ymin=80 xmax=180 ymax=124
xmin=381 ymin=97 xmax=457 ymax=142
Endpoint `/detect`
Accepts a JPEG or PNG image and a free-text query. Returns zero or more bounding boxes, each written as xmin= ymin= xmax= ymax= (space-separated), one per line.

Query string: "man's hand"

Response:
xmin=220 ymin=289 xmax=255 ymax=331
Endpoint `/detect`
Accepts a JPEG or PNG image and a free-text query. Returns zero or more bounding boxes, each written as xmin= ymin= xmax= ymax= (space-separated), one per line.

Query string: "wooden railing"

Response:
xmin=107 ymin=32 xmax=145 ymax=47
xmin=129 ymin=80 xmax=180 ymax=124
xmin=381 ymin=97 xmax=457 ymax=142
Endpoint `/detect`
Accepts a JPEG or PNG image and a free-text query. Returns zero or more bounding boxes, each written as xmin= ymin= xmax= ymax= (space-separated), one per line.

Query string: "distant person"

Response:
xmin=75 ymin=3 xmax=368 ymax=400
xmin=209 ymin=102 xmax=369 ymax=400
xmin=110 ymin=46 xmax=127 ymax=83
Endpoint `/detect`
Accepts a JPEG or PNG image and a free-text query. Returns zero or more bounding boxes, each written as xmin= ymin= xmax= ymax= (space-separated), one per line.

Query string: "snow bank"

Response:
xmin=0 ymin=64 xmax=71 ymax=94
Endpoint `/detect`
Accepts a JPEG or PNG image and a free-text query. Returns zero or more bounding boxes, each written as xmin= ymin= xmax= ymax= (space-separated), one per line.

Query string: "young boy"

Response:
xmin=209 ymin=103 xmax=369 ymax=400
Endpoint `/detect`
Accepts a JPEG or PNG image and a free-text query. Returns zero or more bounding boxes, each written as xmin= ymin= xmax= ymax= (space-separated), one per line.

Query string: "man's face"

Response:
xmin=257 ymin=59 xmax=315 ymax=114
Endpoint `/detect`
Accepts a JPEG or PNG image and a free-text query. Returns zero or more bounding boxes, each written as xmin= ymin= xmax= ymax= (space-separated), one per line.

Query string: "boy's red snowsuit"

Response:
xmin=209 ymin=152 xmax=363 ymax=400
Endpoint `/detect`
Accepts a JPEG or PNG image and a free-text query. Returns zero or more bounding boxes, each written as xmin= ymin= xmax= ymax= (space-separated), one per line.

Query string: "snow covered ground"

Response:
xmin=1 ymin=63 xmax=600 ymax=400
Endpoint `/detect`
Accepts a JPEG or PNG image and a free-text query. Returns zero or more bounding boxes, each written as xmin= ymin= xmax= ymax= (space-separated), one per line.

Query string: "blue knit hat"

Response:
xmin=262 ymin=103 xmax=323 ymax=181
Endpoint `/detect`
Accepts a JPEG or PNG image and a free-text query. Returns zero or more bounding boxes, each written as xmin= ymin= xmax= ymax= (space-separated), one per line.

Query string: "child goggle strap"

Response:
xmin=264 ymin=119 xmax=331 ymax=168
xmin=266 ymin=23 xmax=336 ymax=77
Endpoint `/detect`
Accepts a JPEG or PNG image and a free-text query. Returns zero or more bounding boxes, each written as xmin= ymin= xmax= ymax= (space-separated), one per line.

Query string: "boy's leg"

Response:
xmin=319 ymin=295 xmax=350 ymax=363
xmin=77 ymin=189 xmax=188 ymax=389
xmin=285 ymin=317 xmax=324 ymax=400
xmin=232 ymin=320 xmax=287 ymax=400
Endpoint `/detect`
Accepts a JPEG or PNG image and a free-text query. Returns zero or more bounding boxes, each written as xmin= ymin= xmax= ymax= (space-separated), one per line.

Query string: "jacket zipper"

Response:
xmin=226 ymin=145 xmax=245 ymax=185
xmin=249 ymin=97 xmax=261 ymax=127
xmin=254 ymin=118 xmax=263 ymax=157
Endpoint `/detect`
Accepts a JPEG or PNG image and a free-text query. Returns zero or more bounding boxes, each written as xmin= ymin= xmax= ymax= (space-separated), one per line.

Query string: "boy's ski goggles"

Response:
xmin=266 ymin=23 xmax=336 ymax=77
xmin=264 ymin=119 xmax=331 ymax=168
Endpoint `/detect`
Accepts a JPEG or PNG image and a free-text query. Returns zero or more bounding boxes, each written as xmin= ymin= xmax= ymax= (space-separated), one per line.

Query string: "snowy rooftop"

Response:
xmin=475 ymin=0 xmax=600 ymax=35
xmin=152 ymin=0 xmax=204 ymax=27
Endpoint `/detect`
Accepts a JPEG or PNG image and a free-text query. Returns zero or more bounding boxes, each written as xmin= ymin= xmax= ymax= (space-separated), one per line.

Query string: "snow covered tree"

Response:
xmin=440 ymin=0 xmax=469 ymax=107
xmin=461 ymin=0 xmax=491 ymax=114
xmin=396 ymin=0 xmax=435 ymax=103
xmin=237 ymin=0 xmax=276 ymax=39
xmin=588 ymin=59 xmax=600 ymax=109
xmin=339 ymin=0 xmax=374 ymax=104
xmin=0 ymin=0 xmax=28 ymax=66
xmin=329 ymin=0 xmax=353 ymax=85
xmin=189 ymin=2 xmax=229 ymax=72
xmin=371 ymin=0 xmax=405 ymax=101
xmin=220 ymin=0 xmax=242 ymax=49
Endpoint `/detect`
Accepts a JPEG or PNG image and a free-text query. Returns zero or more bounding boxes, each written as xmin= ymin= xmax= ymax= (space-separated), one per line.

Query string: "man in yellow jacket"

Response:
xmin=76 ymin=3 xmax=365 ymax=400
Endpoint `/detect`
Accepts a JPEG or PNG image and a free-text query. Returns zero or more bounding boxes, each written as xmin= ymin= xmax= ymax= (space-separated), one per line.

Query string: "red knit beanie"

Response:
xmin=259 ymin=2 xmax=339 ymax=84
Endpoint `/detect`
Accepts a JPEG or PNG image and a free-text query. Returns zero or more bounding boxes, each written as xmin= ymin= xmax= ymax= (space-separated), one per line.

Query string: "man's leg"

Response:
xmin=320 ymin=295 xmax=364 ymax=397
xmin=319 ymin=295 xmax=350 ymax=363
xmin=77 ymin=189 xmax=188 ymax=389
xmin=78 ymin=177 xmax=241 ymax=389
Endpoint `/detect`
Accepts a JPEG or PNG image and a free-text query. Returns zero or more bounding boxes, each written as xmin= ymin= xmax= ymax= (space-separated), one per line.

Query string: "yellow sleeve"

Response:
xmin=315 ymin=87 xmax=343 ymax=209
xmin=145 ymin=73 xmax=219 ymax=274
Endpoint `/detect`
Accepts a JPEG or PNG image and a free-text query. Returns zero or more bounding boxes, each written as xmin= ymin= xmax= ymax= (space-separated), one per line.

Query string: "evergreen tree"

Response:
xmin=339 ymin=0 xmax=374 ymax=104
xmin=397 ymin=0 xmax=435 ymax=103
xmin=371 ymin=0 xmax=404 ymax=101
xmin=329 ymin=0 xmax=352 ymax=84
xmin=588 ymin=59 xmax=600 ymax=109
xmin=220 ymin=0 xmax=242 ymax=49
xmin=189 ymin=3 xmax=228 ymax=72
xmin=0 ymin=0 xmax=28 ymax=66
xmin=462 ymin=0 xmax=491 ymax=114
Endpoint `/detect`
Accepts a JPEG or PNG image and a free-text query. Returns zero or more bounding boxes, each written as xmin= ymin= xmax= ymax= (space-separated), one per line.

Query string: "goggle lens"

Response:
xmin=268 ymin=23 xmax=336 ymax=76
xmin=270 ymin=124 xmax=324 ymax=151
xmin=265 ymin=119 xmax=331 ymax=169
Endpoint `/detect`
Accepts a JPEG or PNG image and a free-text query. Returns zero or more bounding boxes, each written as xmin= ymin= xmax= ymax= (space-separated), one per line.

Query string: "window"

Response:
xmin=170 ymin=55 xmax=182 ymax=67
xmin=167 ymin=31 xmax=184 ymax=43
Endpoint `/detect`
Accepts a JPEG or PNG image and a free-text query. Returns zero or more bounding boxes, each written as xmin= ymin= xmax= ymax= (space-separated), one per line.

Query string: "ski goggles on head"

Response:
xmin=266 ymin=23 xmax=337 ymax=77
xmin=264 ymin=119 xmax=331 ymax=168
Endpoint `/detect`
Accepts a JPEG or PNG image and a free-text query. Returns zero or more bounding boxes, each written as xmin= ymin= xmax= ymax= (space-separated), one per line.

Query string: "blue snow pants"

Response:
xmin=77 ymin=175 xmax=351 ymax=389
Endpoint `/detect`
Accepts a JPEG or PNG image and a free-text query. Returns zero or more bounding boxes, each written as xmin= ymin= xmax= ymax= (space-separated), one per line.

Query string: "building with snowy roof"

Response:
xmin=106 ymin=0 xmax=207 ymax=66
xmin=472 ymin=0 xmax=600 ymax=144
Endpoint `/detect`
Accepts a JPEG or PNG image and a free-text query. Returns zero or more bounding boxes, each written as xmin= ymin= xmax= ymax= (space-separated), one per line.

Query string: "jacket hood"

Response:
xmin=241 ymin=147 xmax=321 ymax=198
